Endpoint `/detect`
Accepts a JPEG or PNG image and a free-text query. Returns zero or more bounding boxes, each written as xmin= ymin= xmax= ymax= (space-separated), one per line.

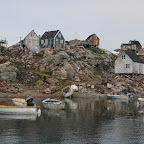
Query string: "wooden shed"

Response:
xmin=115 ymin=50 xmax=144 ymax=75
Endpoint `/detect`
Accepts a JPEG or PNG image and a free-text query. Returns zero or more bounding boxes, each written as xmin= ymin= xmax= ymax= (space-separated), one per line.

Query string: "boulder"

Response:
xmin=0 ymin=61 xmax=18 ymax=82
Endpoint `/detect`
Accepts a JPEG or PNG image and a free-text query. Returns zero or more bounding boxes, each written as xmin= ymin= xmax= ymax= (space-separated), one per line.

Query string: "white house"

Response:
xmin=20 ymin=30 xmax=40 ymax=52
xmin=115 ymin=50 xmax=144 ymax=74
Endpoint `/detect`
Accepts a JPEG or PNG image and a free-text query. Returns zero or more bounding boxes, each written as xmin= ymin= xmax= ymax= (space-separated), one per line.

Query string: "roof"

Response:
xmin=124 ymin=50 xmax=144 ymax=63
xmin=129 ymin=40 xmax=142 ymax=47
xmin=86 ymin=34 xmax=99 ymax=40
xmin=81 ymin=40 xmax=89 ymax=45
xmin=24 ymin=30 xmax=39 ymax=40
xmin=40 ymin=30 xmax=59 ymax=40
xmin=121 ymin=43 xmax=133 ymax=46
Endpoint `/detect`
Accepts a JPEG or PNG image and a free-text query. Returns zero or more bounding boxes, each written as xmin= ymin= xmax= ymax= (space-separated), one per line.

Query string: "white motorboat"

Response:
xmin=12 ymin=96 xmax=36 ymax=106
xmin=107 ymin=93 xmax=133 ymax=100
xmin=42 ymin=98 xmax=65 ymax=110
xmin=0 ymin=105 xmax=41 ymax=114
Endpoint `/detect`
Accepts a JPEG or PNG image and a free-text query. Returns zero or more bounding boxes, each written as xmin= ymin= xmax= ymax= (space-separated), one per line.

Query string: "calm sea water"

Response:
xmin=0 ymin=97 xmax=144 ymax=144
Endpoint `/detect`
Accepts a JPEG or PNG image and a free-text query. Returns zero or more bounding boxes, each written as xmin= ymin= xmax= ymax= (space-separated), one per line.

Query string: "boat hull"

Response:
xmin=42 ymin=99 xmax=65 ymax=110
xmin=0 ymin=106 xmax=41 ymax=114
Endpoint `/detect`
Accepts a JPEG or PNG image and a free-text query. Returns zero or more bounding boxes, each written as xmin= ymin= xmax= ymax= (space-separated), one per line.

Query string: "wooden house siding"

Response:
xmin=54 ymin=31 xmax=65 ymax=47
xmin=83 ymin=34 xmax=100 ymax=48
xmin=23 ymin=30 xmax=40 ymax=52
xmin=88 ymin=35 xmax=99 ymax=46
xmin=115 ymin=51 xmax=144 ymax=74
xmin=115 ymin=53 xmax=133 ymax=74
xmin=133 ymin=62 xmax=144 ymax=74
xmin=40 ymin=30 xmax=65 ymax=48
xmin=121 ymin=44 xmax=136 ymax=52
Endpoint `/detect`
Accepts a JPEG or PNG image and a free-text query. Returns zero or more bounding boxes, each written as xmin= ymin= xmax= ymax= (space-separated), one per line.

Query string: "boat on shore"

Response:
xmin=42 ymin=98 xmax=65 ymax=110
xmin=12 ymin=96 xmax=36 ymax=106
xmin=0 ymin=106 xmax=41 ymax=114
xmin=62 ymin=85 xmax=78 ymax=98
xmin=107 ymin=93 xmax=133 ymax=100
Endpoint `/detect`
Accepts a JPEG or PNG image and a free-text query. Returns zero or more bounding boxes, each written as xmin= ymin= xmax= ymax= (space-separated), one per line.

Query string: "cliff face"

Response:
xmin=0 ymin=45 xmax=116 ymax=85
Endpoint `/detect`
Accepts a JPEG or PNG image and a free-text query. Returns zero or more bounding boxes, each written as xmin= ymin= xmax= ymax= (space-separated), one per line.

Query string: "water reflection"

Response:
xmin=107 ymin=99 xmax=138 ymax=116
xmin=65 ymin=98 xmax=78 ymax=110
xmin=43 ymin=109 xmax=65 ymax=117
xmin=0 ymin=114 xmax=40 ymax=120
xmin=1 ymin=97 xmax=144 ymax=143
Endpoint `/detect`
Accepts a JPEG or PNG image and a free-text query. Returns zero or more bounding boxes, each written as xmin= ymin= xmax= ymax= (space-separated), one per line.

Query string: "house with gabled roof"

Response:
xmin=81 ymin=34 xmax=100 ymax=48
xmin=121 ymin=40 xmax=142 ymax=52
xmin=115 ymin=50 xmax=144 ymax=75
xmin=40 ymin=30 xmax=65 ymax=49
xmin=20 ymin=30 xmax=40 ymax=52
xmin=129 ymin=40 xmax=142 ymax=50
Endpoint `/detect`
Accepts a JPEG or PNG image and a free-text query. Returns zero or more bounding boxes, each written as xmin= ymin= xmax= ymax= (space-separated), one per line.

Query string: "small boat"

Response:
xmin=0 ymin=106 xmax=41 ymax=114
xmin=107 ymin=93 xmax=133 ymax=100
xmin=62 ymin=85 xmax=78 ymax=98
xmin=42 ymin=98 xmax=65 ymax=110
xmin=12 ymin=96 xmax=36 ymax=106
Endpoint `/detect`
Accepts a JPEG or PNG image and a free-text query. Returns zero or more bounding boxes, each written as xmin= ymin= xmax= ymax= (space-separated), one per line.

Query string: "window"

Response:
xmin=45 ymin=39 xmax=48 ymax=44
xmin=126 ymin=64 xmax=130 ymax=68
xmin=58 ymin=33 xmax=61 ymax=38
xmin=31 ymin=32 xmax=34 ymax=36
xmin=122 ymin=55 xmax=126 ymax=59
xmin=28 ymin=39 xmax=31 ymax=43
xmin=41 ymin=40 xmax=44 ymax=44
xmin=60 ymin=40 xmax=63 ymax=44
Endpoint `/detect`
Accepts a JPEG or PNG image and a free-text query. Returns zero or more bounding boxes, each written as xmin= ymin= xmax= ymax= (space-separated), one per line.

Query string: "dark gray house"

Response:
xmin=40 ymin=30 xmax=65 ymax=49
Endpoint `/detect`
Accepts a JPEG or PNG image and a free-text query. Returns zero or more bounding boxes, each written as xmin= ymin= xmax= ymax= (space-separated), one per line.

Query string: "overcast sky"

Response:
xmin=0 ymin=0 xmax=144 ymax=51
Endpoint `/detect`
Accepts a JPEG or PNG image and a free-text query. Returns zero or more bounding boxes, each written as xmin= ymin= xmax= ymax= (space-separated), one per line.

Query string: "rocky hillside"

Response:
xmin=0 ymin=45 xmax=116 ymax=92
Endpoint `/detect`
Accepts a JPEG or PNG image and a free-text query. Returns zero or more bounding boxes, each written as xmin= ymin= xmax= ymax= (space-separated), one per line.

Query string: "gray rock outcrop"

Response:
xmin=0 ymin=61 xmax=18 ymax=82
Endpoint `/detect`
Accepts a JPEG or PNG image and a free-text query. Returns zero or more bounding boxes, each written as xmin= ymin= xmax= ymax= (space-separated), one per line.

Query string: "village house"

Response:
xmin=20 ymin=30 xmax=40 ymax=52
xmin=82 ymin=34 xmax=100 ymax=48
xmin=121 ymin=40 xmax=142 ymax=52
xmin=40 ymin=30 xmax=65 ymax=49
xmin=115 ymin=50 xmax=144 ymax=77
xmin=129 ymin=40 xmax=142 ymax=49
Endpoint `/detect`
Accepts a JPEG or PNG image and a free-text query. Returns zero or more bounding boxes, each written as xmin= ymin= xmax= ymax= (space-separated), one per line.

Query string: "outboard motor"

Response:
xmin=26 ymin=96 xmax=34 ymax=106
